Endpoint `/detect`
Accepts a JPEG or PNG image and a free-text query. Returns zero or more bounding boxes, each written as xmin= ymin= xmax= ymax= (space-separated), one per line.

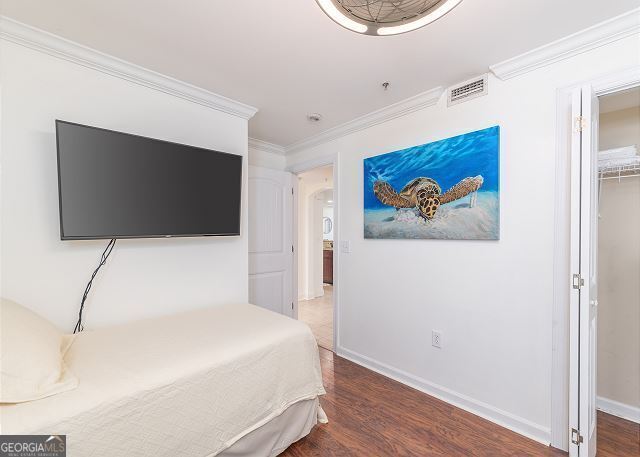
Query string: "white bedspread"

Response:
xmin=0 ymin=304 xmax=326 ymax=456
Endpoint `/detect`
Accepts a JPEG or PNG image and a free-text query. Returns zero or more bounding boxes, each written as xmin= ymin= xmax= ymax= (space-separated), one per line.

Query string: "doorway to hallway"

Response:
xmin=295 ymin=165 xmax=335 ymax=351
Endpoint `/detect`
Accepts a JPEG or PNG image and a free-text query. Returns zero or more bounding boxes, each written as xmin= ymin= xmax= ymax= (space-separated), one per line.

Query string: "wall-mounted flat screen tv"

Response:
xmin=56 ymin=120 xmax=242 ymax=240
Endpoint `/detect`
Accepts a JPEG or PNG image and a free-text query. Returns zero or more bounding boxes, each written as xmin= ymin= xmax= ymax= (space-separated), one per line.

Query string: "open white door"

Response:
xmin=248 ymin=166 xmax=294 ymax=317
xmin=569 ymin=85 xmax=599 ymax=457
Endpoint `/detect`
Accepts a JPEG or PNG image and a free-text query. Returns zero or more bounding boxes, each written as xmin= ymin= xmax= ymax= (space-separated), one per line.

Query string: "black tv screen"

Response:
xmin=56 ymin=120 xmax=242 ymax=240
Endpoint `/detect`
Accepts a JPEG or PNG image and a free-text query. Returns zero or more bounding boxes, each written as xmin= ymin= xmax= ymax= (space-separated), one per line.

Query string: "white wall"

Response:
xmin=597 ymin=106 xmax=640 ymax=414
xmin=248 ymin=147 xmax=286 ymax=170
xmin=600 ymin=106 xmax=640 ymax=150
xmin=287 ymin=35 xmax=639 ymax=442
xmin=0 ymin=40 xmax=250 ymax=331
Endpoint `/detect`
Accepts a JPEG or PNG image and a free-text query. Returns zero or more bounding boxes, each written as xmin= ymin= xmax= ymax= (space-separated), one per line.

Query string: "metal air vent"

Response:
xmin=447 ymin=75 xmax=488 ymax=107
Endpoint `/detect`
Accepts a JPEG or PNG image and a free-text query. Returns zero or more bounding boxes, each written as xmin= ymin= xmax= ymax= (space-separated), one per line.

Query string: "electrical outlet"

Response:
xmin=432 ymin=330 xmax=442 ymax=348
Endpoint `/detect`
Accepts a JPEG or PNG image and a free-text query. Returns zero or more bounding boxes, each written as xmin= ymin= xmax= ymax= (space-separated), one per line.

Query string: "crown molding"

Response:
xmin=285 ymin=86 xmax=444 ymax=155
xmin=490 ymin=8 xmax=640 ymax=81
xmin=0 ymin=16 xmax=258 ymax=120
xmin=248 ymin=137 xmax=286 ymax=155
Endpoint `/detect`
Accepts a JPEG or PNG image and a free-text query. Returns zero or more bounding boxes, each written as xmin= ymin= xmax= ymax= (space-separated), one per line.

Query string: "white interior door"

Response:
xmin=248 ymin=166 xmax=294 ymax=317
xmin=569 ymin=85 xmax=599 ymax=457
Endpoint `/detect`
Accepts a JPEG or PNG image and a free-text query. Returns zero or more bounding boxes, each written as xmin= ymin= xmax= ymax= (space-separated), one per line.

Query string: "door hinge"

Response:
xmin=291 ymin=302 xmax=294 ymax=310
xmin=572 ymin=273 xmax=584 ymax=290
xmin=292 ymin=245 xmax=294 ymax=253
xmin=574 ymin=116 xmax=586 ymax=132
xmin=571 ymin=428 xmax=583 ymax=446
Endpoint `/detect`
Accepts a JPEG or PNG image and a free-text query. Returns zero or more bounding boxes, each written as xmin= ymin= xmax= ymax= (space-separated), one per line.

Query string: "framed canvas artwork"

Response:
xmin=363 ymin=126 xmax=500 ymax=240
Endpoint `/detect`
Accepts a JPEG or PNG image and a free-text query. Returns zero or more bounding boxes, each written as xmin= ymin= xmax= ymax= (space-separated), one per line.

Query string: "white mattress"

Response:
xmin=0 ymin=304 xmax=326 ymax=456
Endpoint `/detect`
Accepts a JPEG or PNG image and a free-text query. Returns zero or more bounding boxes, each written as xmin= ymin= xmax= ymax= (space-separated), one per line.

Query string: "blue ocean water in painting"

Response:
xmin=363 ymin=126 xmax=500 ymax=240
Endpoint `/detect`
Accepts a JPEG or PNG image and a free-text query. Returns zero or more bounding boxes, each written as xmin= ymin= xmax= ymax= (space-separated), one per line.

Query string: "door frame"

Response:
xmin=551 ymin=65 xmax=640 ymax=451
xmin=288 ymin=154 xmax=340 ymax=353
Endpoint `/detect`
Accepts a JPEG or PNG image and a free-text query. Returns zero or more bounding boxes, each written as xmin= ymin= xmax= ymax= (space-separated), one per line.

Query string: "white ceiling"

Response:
xmin=1 ymin=0 xmax=637 ymax=147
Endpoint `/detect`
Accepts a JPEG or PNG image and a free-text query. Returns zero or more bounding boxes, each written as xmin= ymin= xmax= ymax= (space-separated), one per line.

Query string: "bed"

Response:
xmin=0 ymin=303 xmax=327 ymax=456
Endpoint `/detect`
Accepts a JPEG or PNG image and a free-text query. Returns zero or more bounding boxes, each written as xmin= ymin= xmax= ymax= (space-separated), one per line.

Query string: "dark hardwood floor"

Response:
xmin=283 ymin=348 xmax=639 ymax=456
xmin=597 ymin=410 xmax=640 ymax=457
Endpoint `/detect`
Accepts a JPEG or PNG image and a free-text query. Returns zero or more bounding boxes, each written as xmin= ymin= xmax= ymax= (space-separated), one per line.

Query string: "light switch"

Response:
xmin=340 ymin=240 xmax=351 ymax=253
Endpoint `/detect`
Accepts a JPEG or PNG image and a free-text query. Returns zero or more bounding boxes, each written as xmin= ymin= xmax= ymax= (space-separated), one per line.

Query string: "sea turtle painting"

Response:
xmin=363 ymin=126 xmax=500 ymax=240
xmin=373 ymin=175 xmax=484 ymax=220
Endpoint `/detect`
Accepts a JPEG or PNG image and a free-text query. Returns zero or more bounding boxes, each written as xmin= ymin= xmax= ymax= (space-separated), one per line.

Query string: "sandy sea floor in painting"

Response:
xmin=364 ymin=191 xmax=499 ymax=240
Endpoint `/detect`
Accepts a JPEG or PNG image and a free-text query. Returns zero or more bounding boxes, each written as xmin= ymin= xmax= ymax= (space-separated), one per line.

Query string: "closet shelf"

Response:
xmin=598 ymin=162 xmax=640 ymax=180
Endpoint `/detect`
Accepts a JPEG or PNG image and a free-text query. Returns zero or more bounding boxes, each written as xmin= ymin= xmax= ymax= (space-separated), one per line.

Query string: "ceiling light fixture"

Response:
xmin=315 ymin=0 xmax=368 ymax=34
xmin=315 ymin=0 xmax=462 ymax=36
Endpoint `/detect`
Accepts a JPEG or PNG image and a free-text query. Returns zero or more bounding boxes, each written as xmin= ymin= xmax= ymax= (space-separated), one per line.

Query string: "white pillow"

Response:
xmin=0 ymin=298 xmax=78 ymax=403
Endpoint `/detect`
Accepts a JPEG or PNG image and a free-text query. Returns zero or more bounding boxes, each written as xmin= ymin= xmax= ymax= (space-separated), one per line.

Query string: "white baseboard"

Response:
xmin=335 ymin=345 xmax=551 ymax=446
xmin=298 ymin=293 xmax=319 ymax=301
xmin=597 ymin=396 xmax=640 ymax=423
xmin=302 ymin=291 xmax=324 ymax=300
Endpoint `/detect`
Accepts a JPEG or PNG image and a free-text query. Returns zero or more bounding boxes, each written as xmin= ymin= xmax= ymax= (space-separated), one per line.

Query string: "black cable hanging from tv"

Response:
xmin=73 ymin=238 xmax=117 ymax=334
